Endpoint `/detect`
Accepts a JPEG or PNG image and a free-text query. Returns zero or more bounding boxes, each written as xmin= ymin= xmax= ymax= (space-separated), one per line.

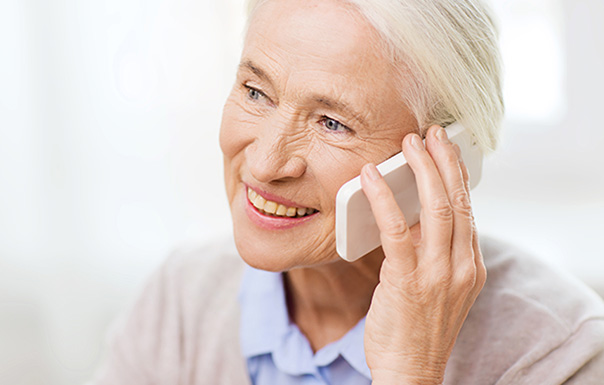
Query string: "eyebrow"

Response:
xmin=239 ymin=59 xmax=367 ymax=127
xmin=312 ymin=95 xmax=367 ymax=127
xmin=239 ymin=60 xmax=273 ymax=85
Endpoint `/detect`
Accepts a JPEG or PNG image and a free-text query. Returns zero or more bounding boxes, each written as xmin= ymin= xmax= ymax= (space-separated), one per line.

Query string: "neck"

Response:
xmin=284 ymin=247 xmax=385 ymax=352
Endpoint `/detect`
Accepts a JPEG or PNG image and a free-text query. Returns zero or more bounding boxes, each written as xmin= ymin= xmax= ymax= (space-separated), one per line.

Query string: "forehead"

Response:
xmin=243 ymin=0 xmax=395 ymax=94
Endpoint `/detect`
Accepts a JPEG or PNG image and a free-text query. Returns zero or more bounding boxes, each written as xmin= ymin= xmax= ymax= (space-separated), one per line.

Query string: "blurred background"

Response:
xmin=0 ymin=0 xmax=602 ymax=384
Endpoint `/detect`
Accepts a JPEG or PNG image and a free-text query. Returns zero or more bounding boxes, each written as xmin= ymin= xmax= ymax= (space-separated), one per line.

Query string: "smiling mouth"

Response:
xmin=247 ymin=187 xmax=318 ymax=218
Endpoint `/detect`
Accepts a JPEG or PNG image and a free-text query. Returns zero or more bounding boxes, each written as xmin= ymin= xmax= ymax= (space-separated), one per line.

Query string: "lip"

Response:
xmin=243 ymin=185 xmax=319 ymax=230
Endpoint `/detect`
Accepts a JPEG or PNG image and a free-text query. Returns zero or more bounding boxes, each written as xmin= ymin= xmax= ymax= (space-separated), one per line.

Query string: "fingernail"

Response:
xmin=436 ymin=127 xmax=450 ymax=144
xmin=411 ymin=134 xmax=424 ymax=151
xmin=364 ymin=163 xmax=381 ymax=181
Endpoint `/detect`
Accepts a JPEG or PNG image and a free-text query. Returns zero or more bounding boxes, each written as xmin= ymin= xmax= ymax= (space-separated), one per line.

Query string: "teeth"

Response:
xmin=247 ymin=187 xmax=317 ymax=218
xmin=276 ymin=204 xmax=287 ymax=216
xmin=264 ymin=201 xmax=277 ymax=214
xmin=248 ymin=188 xmax=257 ymax=201
xmin=253 ymin=195 xmax=266 ymax=210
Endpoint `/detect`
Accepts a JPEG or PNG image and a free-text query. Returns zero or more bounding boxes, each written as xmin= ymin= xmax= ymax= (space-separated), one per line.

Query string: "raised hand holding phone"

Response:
xmin=357 ymin=125 xmax=487 ymax=384
xmin=336 ymin=122 xmax=483 ymax=262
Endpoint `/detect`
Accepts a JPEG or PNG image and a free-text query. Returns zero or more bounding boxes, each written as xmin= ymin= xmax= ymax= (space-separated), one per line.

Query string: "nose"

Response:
xmin=246 ymin=115 xmax=307 ymax=184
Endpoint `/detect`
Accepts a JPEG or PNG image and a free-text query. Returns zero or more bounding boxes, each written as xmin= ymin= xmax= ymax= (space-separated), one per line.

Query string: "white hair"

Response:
xmin=245 ymin=0 xmax=504 ymax=153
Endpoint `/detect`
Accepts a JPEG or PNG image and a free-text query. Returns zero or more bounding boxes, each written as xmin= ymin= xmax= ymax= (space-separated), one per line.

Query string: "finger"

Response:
xmin=456 ymin=147 xmax=485 ymax=279
xmin=459 ymin=145 xmax=484 ymax=281
xmin=453 ymin=144 xmax=471 ymax=198
xmin=436 ymin=133 xmax=484 ymax=295
xmin=360 ymin=163 xmax=417 ymax=273
xmin=402 ymin=132 xmax=452 ymax=262
xmin=424 ymin=126 xmax=474 ymax=269
xmin=472 ymin=224 xmax=486 ymax=293
xmin=452 ymin=141 xmax=484 ymax=284
xmin=454 ymin=141 xmax=487 ymax=297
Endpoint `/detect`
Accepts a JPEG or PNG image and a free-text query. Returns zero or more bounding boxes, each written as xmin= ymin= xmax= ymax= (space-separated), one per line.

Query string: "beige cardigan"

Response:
xmin=89 ymin=236 xmax=604 ymax=384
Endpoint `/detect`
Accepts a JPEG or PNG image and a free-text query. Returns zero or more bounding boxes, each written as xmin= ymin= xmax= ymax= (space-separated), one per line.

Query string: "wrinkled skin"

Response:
xmin=219 ymin=0 xmax=486 ymax=383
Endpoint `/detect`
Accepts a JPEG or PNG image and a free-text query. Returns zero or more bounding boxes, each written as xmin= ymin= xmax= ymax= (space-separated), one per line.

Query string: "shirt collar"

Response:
xmin=238 ymin=265 xmax=290 ymax=357
xmin=238 ymin=265 xmax=372 ymax=380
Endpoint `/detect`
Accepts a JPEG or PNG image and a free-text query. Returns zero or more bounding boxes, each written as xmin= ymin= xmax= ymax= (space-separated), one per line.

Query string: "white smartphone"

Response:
xmin=335 ymin=122 xmax=483 ymax=262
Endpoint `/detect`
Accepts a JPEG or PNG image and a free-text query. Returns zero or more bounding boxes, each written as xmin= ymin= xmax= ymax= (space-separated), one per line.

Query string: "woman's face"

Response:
xmin=220 ymin=0 xmax=416 ymax=272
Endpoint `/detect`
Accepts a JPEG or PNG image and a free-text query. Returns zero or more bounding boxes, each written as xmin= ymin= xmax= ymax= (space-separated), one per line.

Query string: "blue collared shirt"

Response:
xmin=238 ymin=266 xmax=372 ymax=385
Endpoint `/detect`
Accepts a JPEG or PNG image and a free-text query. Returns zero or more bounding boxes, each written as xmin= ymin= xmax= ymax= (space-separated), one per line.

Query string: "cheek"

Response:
xmin=309 ymin=142 xmax=399 ymax=214
xmin=308 ymin=144 xmax=370 ymax=212
xmin=219 ymin=97 xmax=252 ymax=160
xmin=219 ymin=96 xmax=256 ymax=203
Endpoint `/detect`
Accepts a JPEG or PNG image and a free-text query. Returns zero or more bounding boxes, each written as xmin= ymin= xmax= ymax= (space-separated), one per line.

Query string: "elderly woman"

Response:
xmin=91 ymin=0 xmax=604 ymax=384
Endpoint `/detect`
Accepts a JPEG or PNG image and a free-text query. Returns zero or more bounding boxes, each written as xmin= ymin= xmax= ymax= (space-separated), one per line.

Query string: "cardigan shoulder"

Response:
xmin=90 ymin=235 xmax=250 ymax=385
xmin=444 ymin=236 xmax=604 ymax=385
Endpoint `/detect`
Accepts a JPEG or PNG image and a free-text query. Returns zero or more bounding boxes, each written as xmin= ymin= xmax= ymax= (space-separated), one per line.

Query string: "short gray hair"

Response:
xmin=245 ymin=0 xmax=504 ymax=153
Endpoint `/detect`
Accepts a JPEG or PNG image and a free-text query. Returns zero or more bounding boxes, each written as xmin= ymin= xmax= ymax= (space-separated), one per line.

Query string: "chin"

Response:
xmin=232 ymin=231 xmax=291 ymax=272
xmin=232 ymin=225 xmax=334 ymax=272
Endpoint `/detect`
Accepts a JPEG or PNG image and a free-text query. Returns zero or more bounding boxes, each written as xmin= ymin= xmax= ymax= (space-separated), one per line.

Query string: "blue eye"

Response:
xmin=247 ymin=87 xmax=263 ymax=100
xmin=322 ymin=116 xmax=350 ymax=133
xmin=243 ymin=84 xmax=278 ymax=109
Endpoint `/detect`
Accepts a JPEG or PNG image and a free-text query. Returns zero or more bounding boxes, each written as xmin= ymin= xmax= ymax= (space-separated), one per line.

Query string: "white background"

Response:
xmin=1 ymin=0 xmax=603 ymax=384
